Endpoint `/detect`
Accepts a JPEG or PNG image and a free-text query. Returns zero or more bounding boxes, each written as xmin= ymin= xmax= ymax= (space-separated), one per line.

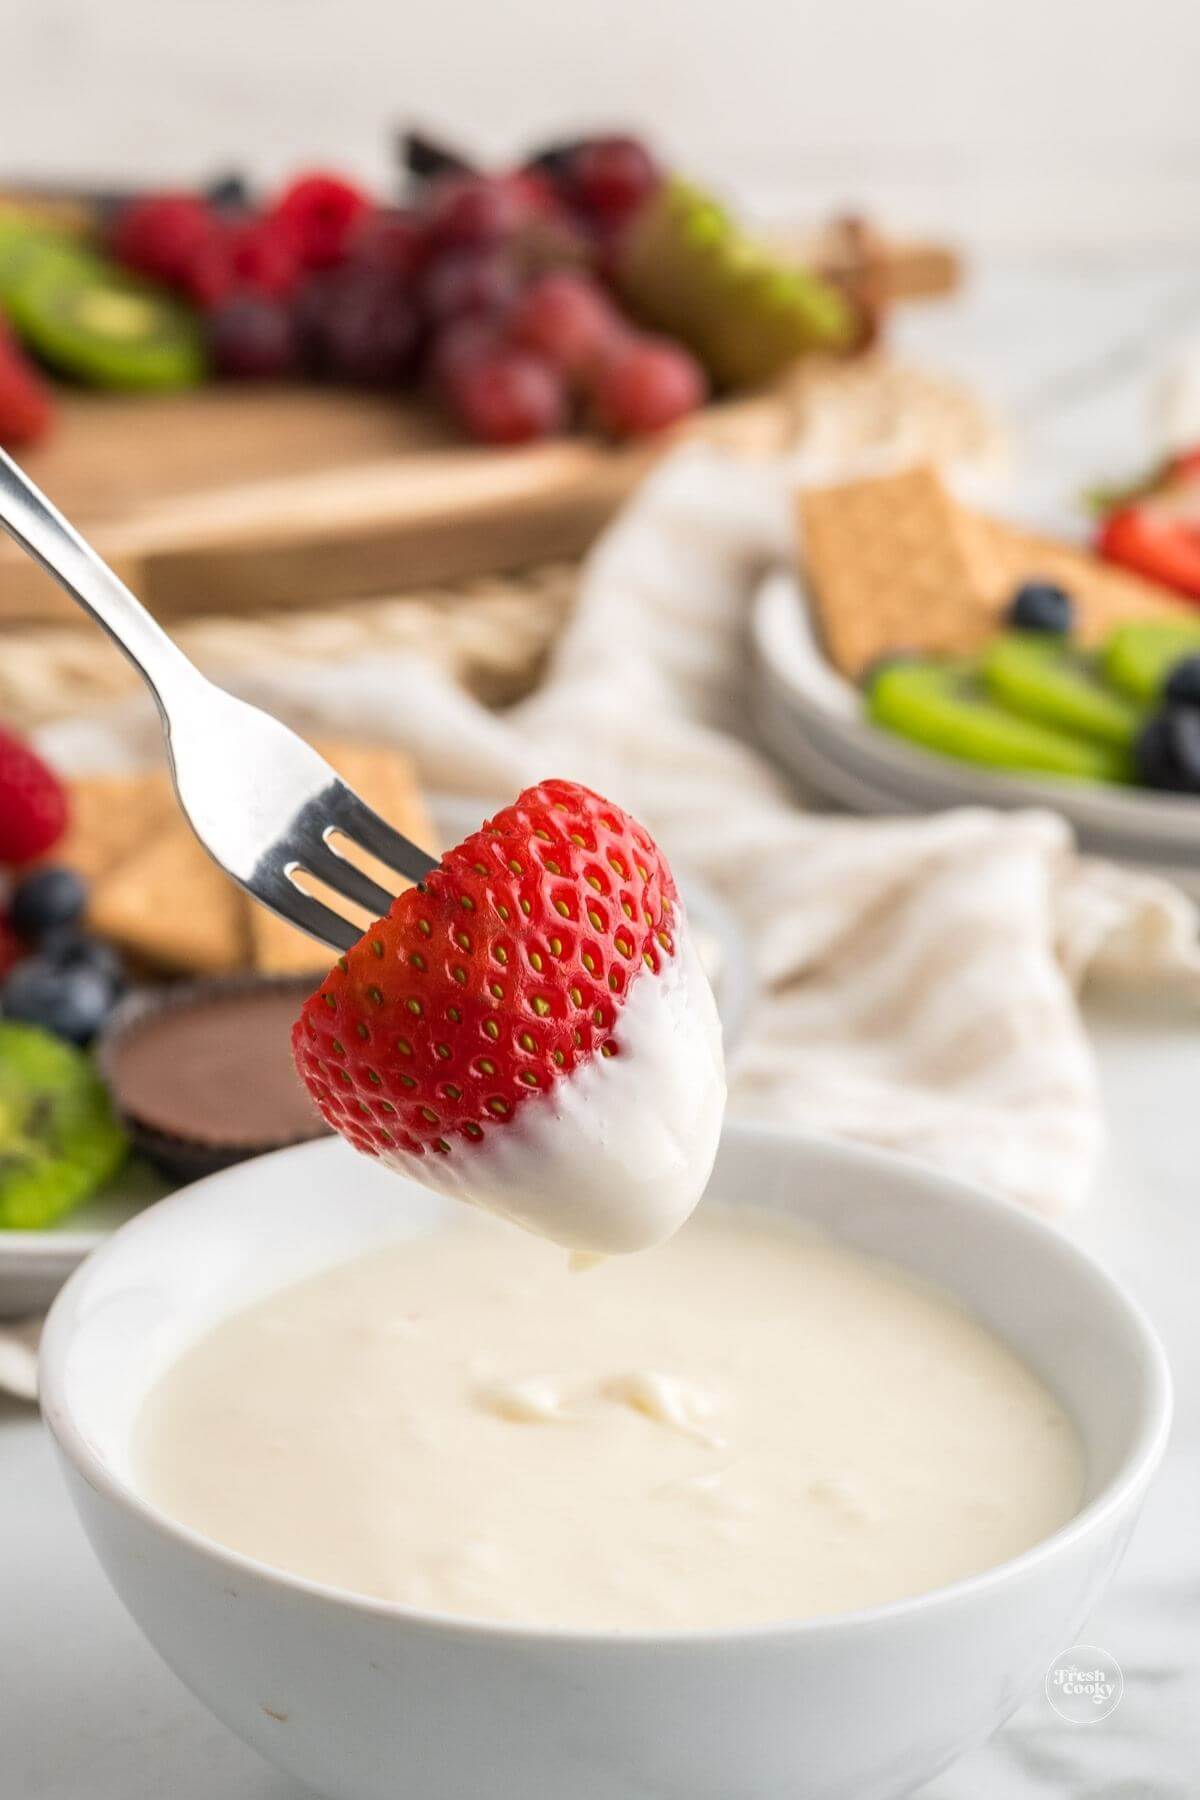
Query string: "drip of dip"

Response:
xmin=135 ymin=1205 xmax=1083 ymax=1632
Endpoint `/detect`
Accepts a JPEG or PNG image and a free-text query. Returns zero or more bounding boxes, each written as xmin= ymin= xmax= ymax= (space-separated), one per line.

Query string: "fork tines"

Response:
xmin=255 ymin=781 xmax=440 ymax=953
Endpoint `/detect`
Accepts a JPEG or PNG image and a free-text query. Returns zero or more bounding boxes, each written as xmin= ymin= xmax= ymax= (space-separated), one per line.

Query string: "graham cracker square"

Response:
xmin=799 ymin=465 xmax=995 ymax=676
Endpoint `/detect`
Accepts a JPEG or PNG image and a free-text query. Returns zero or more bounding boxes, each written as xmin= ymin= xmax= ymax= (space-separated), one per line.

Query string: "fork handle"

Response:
xmin=0 ymin=448 xmax=202 ymax=719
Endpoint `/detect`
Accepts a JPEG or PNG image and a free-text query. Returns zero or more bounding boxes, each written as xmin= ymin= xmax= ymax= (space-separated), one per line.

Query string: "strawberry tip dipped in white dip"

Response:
xmin=293 ymin=779 xmax=726 ymax=1254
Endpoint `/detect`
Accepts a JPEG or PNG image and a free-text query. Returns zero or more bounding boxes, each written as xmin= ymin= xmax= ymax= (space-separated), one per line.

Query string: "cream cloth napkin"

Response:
xmin=5 ymin=445 xmax=1200 ymax=1399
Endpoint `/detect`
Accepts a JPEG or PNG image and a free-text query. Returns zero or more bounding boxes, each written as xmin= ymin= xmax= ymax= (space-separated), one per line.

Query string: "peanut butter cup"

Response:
xmin=99 ymin=976 xmax=327 ymax=1180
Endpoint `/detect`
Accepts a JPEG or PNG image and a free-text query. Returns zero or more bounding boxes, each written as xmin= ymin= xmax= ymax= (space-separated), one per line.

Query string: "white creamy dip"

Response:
xmin=134 ymin=1206 xmax=1083 ymax=1632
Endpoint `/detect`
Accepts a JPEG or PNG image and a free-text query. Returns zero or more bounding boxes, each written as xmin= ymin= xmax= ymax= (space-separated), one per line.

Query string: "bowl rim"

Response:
xmin=39 ymin=1123 xmax=1173 ymax=1651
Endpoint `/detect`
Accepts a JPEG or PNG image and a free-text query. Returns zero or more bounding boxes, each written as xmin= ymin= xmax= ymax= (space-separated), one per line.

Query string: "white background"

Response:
xmin=5 ymin=0 xmax=1200 ymax=250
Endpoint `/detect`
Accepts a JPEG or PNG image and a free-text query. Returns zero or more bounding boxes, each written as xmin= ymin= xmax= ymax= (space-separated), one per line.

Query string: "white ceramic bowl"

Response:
xmin=40 ymin=1127 xmax=1170 ymax=1800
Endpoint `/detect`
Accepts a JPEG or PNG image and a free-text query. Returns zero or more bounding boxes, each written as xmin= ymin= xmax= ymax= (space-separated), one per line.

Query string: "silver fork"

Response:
xmin=0 ymin=448 xmax=438 ymax=952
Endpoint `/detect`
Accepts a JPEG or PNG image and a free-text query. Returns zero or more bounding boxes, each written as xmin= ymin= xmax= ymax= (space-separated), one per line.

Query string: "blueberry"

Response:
xmin=1008 ymin=581 xmax=1074 ymax=635
xmin=1164 ymin=653 xmax=1200 ymax=708
xmin=39 ymin=929 xmax=125 ymax=992
xmin=9 ymin=865 xmax=88 ymax=942
xmin=1134 ymin=706 xmax=1200 ymax=793
xmin=1 ymin=957 xmax=116 ymax=1045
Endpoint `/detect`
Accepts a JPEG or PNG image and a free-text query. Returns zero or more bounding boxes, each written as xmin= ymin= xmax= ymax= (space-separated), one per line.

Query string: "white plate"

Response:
xmin=0 ymin=796 xmax=751 ymax=1316
xmin=751 ymin=568 xmax=1200 ymax=878
xmin=0 ymin=1162 xmax=170 ymax=1318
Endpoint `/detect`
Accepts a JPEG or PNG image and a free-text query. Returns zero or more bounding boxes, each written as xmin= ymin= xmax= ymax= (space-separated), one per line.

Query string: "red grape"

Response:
xmin=419 ymin=247 xmax=518 ymax=327
xmin=348 ymin=208 xmax=428 ymax=281
xmin=509 ymin=271 xmax=625 ymax=381
xmin=426 ymin=315 xmax=506 ymax=397
xmin=296 ymin=268 xmax=419 ymax=386
xmin=208 ymin=296 xmax=300 ymax=379
xmin=425 ymin=174 xmax=528 ymax=249
xmin=566 ymin=137 xmax=660 ymax=226
xmin=447 ymin=347 xmax=568 ymax=444
xmin=590 ymin=335 xmax=707 ymax=437
xmin=500 ymin=168 xmax=563 ymax=220
xmin=326 ymin=274 xmax=420 ymax=386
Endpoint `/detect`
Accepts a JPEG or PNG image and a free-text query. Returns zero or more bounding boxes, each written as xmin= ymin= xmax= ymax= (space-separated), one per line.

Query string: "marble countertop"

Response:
xmin=3 ymin=257 xmax=1200 ymax=1797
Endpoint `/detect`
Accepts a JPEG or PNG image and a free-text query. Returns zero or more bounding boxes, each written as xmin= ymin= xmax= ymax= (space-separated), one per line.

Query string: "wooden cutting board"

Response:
xmin=0 ymin=381 xmax=791 ymax=625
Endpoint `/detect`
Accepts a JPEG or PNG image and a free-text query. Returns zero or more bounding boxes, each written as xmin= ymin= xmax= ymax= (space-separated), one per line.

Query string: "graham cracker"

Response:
xmin=89 ymin=813 xmax=249 ymax=975
xmin=962 ymin=514 xmax=1184 ymax=644
xmin=54 ymin=770 xmax=175 ymax=886
xmin=799 ymin=464 xmax=1188 ymax=676
xmin=246 ymin=740 xmax=438 ymax=977
xmin=799 ymin=465 xmax=996 ymax=675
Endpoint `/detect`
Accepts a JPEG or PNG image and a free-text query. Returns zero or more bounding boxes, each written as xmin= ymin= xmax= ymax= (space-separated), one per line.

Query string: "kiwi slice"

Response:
xmin=0 ymin=210 xmax=95 ymax=310
xmin=982 ymin=632 xmax=1146 ymax=749
xmin=0 ymin=1023 xmax=127 ymax=1229
xmin=616 ymin=179 xmax=855 ymax=387
xmin=867 ymin=659 xmax=1133 ymax=784
xmin=1102 ymin=618 xmax=1200 ymax=703
xmin=5 ymin=246 xmax=206 ymax=390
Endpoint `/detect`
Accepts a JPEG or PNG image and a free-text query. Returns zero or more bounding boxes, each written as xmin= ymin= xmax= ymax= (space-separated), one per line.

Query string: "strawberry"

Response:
xmin=0 ymin=726 xmax=68 ymax=863
xmin=0 ymin=324 xmax=54 ymax=448
xmin=294 ymin=779 xmax=683 ymax=1168
xmin=1095 ymin=446 xmax=1200 ymax=601
xmin=1099 ymin=504 xmax=1200 ymax=602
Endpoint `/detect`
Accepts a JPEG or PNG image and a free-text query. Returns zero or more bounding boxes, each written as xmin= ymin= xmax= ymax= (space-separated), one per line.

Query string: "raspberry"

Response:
xmin=271 ymin=173 xmax=372 ymax=270
xmin=110 ymin=194 xmax=222 ymax=286
xmin=227 ymin=218 xmax=302 ymax=298
xmin=179 ymin=236 xmax=239 ymax=311
xmin=180 ymin=217 xmax=302 ymax=309
xmin=0 ymin=727 xmax=68 ymax=864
